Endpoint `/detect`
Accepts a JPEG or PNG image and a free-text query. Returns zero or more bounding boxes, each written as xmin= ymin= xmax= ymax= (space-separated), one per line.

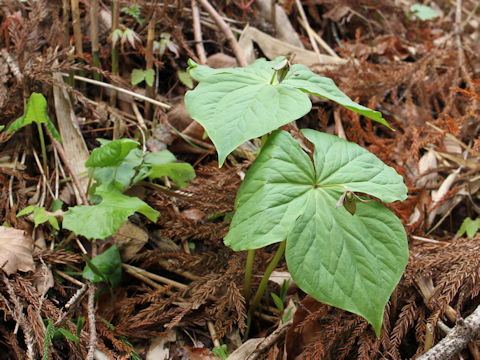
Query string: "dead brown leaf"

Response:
xmin=0 ymin=226 xmax=35 ymax=275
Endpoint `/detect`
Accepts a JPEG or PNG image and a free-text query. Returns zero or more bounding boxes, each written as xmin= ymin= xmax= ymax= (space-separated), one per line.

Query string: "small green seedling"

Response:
xmin=63 ymin=138 xmax=195 ymax=240
xmin=131 ymin=68 xmax=155 ymax=87
xmin=410 ymin=4 xmax=439 ymax=21
xmin=17 ymin=205 xmax=60 ymax=230
xmin=185 ymin=57 xmax=408 ymax=337
xmin=7 ymin=93 xmax=61 ymax=175
xmin=43 ymin=318 xmax=82 ymax=360
xmin=121 ymin=5 xmax=143 ymax=24
xmin=111 ymin=27 xmax=141 ymax=51
xmin=458 ymin=217 xmax=480 ymax=238
xmin=212 ymin=344 xmax=229 ymax=360
xmin=271 ymin=279 xmax=292 ymax=323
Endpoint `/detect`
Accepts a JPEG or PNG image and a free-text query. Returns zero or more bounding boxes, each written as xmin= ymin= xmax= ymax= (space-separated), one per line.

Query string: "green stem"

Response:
xmin=244 ymin=249 xmax=255 ymax=305
xmin=85 ymin=168 xmax=95 ymax=200
xmin=269 ymin=70 xmax=277 ymax=85
xmin=37 ymin=122 xmax=48 ymax=178
xmin=248 ymin=240 xmax=286 ymax=316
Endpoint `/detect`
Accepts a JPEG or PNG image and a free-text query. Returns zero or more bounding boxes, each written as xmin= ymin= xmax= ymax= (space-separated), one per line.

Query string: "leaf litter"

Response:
xmin=0 ymin=0 xmax=479 ymax=359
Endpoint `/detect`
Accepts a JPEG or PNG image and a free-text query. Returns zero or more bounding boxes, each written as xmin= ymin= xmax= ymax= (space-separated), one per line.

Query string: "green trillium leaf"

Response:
xmin=63 ymin=184 xmax=159 ymax=240
xmin=225 ymin=129 xmax=408 ymax=336
xmin=185 ymin=58 xmax=311 ymax=166
xmin=282 ymin=66 xmax=391 ymax=128
xmin=185 ymin=57 xmax=391 ymax=166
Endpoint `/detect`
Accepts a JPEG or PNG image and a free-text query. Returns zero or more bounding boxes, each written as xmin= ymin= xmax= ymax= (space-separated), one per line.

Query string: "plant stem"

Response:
xmin=244 ymin=249 xmax=255 ymax=305
xmin=110 ymin=0 xmax=120 ymax=108
xmin=90 ymin=0 xmax=101 ymax=82
xmin=248 ymin=240 xmax=286 ymax=316
xmin=144 ymin=10 xmax=156 ymax=121
xmin=71 ymin=0 xmax=86 ymax=93
xmin=37 ymin=122 xmax=48 ymax=178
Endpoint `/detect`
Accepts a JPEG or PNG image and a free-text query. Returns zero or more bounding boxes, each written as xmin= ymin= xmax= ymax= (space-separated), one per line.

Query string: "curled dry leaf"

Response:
xmin=0 ymin=226 xmax=35 ymax=275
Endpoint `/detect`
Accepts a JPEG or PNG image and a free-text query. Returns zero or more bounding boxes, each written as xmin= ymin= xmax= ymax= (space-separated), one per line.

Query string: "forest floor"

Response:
xmin=0 ymin=0 xmax=480 ymax=359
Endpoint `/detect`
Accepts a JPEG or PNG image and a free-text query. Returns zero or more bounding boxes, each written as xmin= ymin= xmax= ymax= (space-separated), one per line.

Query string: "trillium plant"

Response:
xmin=184 ymin=57 xmax=408 ymax=337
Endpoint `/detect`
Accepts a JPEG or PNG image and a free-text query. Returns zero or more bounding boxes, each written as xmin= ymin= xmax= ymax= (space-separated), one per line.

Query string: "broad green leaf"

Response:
xmin=457 ymin=217 xmax=480 ymax=238
xmin=131 ymin=69 xmax=145 ymax=86
xmin=286 ymin=192 xmax=407 ymax=337
xmin=282 ymin=67 xmax=391 ymax=128
xmin=82 ymin=245 xmax=122 ymax=288
xmin=225 ymin=130 xmax=408 ymax=336
xmin=185 ymin=58 xmax=392 ymax=166
xmin=63 ymin=184 xmax=159 ymax=239
xmin=92 ymin=148 xmax=143 ymax=190
xmin=224 ymin=131 xmax=314 ymax=250
xmin=144 ymin=69 xmax=155 ymax=87
xmin=7 ymin=93 xmax=49 ymax=133
xmin=144 ymin=150 xmax=177 ymax=165
xmin=185 ymin=58 xmax=311 ymax=165
xmin=93 ymin=149 xmax=182 ymax=190
xmin=147 ymin=162 xmax=196 ymax=187
xmin=410 ymin=4 xmax=439 ymax=20
xmin=86 ymin=139 xmax=139 ymax=168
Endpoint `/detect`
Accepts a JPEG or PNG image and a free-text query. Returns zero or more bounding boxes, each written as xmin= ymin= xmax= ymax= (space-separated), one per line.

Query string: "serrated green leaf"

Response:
xmin=177 ymin=70 xmax=193 ymax=89
xmin=144 ymin=69 xmax=155 ymax=87
xmin=7 ymin=93 xmax=49 ymax=133
xmin=63 ymin=184 xmax=159 ymax=239
xmin=458 ymin=217 xmax=480 ymax=238
xmin=82 ymin=245 xmax=122 ymax=288
xmin=282 ymin=67 xmax=390 ymax=128
xmin=131 ymin=69 xmax=146 ymax=86
xmin=185 ymin=58 xmax=311 ymax=166
xmin=225 ymin=129 xmax=408 ymax=336
xmin=410 ymin=4 xmax=439 ymax=21
xmin=147 ymin=162 xmax=196 ymax=187
xmin=86 ymin=139 xmax=139 ymax=168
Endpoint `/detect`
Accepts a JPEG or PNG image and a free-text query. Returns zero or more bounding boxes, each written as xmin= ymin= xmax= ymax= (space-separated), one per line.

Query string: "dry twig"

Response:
xmin=418 ymin=304 xmax=480 ymax=360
